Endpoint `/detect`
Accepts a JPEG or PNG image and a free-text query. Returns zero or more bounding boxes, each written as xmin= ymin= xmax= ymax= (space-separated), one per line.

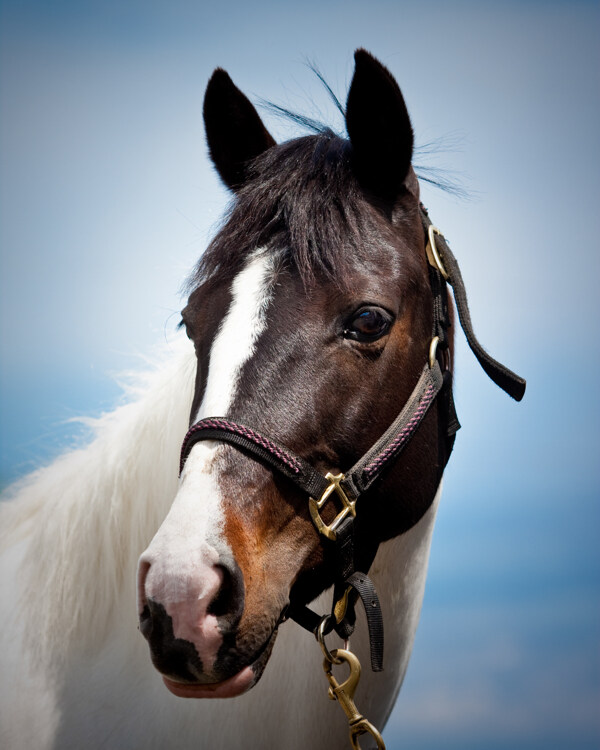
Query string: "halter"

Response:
xmin=179 ymin=205 xmax=525 ymax=677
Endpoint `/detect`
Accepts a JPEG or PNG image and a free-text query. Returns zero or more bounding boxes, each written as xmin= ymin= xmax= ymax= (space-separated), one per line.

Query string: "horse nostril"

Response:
xmin=139 ymin=597 xmax=170 ymax=642
xmin=207 ymin=561 xmax=245 ymax=623
xmin=139 ymin=604 xmax=153 ymax=639
xmin=137 ymin=559 xmax=151 ymax=612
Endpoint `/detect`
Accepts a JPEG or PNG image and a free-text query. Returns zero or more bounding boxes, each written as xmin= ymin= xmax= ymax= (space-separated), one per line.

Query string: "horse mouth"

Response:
xmin=161 ymin=624 xmax=279 ymax=699
xmin=163 ymin=666 xmax=256 ymax=699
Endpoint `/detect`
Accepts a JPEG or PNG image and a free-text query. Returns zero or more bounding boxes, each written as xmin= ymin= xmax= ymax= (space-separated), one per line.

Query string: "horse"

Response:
xmin=0 ymin=50 xmax=524 ymax=750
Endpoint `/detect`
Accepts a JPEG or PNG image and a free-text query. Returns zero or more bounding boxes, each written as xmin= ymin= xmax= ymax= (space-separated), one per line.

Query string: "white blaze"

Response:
xmin=138 ymin=252 xmax=275 ymax=668
xmin=194 ymin=251 xmax=275 ymax=422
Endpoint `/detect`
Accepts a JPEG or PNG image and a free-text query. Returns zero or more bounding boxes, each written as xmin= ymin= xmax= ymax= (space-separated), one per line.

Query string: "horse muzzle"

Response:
xmin=137 ymin=539 xmax=284 ymax=697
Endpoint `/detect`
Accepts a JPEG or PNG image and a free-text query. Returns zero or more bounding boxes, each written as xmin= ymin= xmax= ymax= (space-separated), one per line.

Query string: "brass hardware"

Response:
xmin=429 ymin=336 xmax=440 ymax=369
xmin=309 ymin=473 xmax=356 ymax=541
xmin=425 ymin=225 xmax=449 ymax=280
xmin=317 ymin=615 xmax=342 ymax=665
xmin=334 ymin=585 xmax=353 ymax=624
xmin=323 ymin=649 xmax=386 ymax=750
xmin=349 ymin=717 xmax=386 ymax=749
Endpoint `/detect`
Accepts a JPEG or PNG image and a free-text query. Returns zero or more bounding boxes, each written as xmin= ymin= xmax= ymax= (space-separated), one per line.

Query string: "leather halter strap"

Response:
xmin=178 ymin=207 xmax=526 ymax=671
xmin=419 ymin=206 xmax=526 ymax=401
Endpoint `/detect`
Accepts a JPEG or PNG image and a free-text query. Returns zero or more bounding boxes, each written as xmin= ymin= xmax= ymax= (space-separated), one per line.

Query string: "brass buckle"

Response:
xmin=425 ymin=225 xmax=449 ymax=280
xmin=429 ymin=335 xmax=451 ymax=371
xmin=309 ymin=473 xmax=356 ymax=541
xmin=429 ymin=336 xmax=440 ymax=368
xmin=333 ymin=585 xmax=353 ymax=624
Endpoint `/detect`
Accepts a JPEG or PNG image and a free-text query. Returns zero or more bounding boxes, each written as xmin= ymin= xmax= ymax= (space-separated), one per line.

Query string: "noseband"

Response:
xmin=179 ymin=206 xmax=526 ymax=672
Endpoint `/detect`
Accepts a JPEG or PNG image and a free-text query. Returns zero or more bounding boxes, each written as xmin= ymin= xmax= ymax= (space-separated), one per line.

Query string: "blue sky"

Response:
xmin=1 ymin=1 xmax=599 ymax=748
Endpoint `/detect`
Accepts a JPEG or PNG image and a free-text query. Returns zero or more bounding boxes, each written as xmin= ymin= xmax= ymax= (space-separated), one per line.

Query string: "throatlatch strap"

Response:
xmin=444 ymin=242 xmax=526 ymax=400
xmin=419 ymin=207 xmax=526 ymax=402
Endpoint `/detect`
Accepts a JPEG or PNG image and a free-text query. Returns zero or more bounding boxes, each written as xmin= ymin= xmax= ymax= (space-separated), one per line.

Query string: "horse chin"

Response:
xmin=162 ymin=667 xmax=256 ymax=699
xmin=161 ymin=625 xmax=278 ymax=699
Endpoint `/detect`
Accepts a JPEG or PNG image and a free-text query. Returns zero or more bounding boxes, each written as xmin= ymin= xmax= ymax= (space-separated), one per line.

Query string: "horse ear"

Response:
xmin=203 ymin=69 xmax=276 ymax=191
xmin=346 ymin=50 xmax=414 ymax=201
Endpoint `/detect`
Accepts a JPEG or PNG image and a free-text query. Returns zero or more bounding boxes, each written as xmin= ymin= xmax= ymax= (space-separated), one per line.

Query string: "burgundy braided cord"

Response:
xmin=180 ymin=418 xmax=302 ymax=475
xmin=363 ymin=383 xmax=436 ymax=478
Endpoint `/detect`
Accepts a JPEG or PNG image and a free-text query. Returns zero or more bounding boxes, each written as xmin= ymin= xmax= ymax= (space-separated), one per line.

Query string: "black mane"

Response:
xmin=188 ymin=131 xmax=384 ymax=291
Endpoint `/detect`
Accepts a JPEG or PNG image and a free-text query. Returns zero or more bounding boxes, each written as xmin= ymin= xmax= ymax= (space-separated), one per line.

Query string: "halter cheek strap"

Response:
xmin=178 ymin=208 xmax=526 ymax=673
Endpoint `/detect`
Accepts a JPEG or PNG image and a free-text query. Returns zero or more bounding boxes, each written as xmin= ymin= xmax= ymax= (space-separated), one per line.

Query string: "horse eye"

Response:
xmin=344 ymin=307 xmax=392 ymax=342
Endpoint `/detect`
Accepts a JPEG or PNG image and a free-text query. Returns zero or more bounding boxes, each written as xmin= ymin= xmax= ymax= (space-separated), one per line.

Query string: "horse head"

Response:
xmin=137 ymin=50 xmax=451 ymax=699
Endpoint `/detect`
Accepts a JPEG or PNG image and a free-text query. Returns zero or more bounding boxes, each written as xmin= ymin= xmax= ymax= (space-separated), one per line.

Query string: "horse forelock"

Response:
xmin=188 ymin=132 xmax=420 ymax=294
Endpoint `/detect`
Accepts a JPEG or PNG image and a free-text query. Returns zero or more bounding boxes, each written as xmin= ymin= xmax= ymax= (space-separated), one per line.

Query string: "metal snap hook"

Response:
xmin=349 ymin=718 xmax=386 ymax=750
xmin=317 ymin=615 xmax=342 ymax=665
xmin=323 ymin=649 xmax=386 ymax=750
